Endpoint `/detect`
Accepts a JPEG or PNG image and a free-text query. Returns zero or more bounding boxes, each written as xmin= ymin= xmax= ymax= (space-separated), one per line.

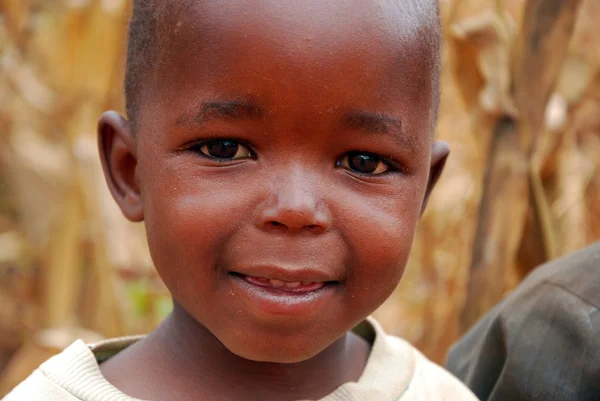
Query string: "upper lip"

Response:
xmin=231 ymin=265 xmax=337 ymax=283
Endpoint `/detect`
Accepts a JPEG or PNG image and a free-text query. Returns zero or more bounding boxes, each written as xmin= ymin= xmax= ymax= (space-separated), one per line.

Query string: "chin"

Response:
xmin=218 ymin=329 xmax=334 ymax=364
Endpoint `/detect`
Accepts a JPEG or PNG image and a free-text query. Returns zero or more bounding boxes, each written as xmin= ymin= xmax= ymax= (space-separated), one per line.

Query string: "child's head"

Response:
xmin=98 ymin=0 xmax=447 ymax=363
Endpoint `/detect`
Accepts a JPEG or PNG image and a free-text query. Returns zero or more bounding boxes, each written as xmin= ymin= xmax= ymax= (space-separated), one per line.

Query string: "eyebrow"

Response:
xmin=175 ymin=100 xmax=263 ymax=126
xmin=342 ymin=111 xmax=415 ymax=150
xmin=175 ymin=102 xmax=416 ymax=150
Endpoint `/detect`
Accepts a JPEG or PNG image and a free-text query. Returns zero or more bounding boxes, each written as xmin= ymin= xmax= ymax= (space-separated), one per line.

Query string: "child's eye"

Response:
xmin=336 ymin=151 xmax=392 ymax=175
xmin=189 ymin=139 xmax=254 ymax=160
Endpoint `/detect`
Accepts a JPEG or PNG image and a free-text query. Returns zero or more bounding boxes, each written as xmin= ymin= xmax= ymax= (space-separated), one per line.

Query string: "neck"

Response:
xmin=147 ymin=302 xmax=370 ymax=401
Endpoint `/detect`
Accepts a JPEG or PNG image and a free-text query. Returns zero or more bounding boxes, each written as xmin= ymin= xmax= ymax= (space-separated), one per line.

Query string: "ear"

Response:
xmin=421 ymin=140 xmax=450 ymax=215
xmin=98 ymin=111 xmax=144 ymax=222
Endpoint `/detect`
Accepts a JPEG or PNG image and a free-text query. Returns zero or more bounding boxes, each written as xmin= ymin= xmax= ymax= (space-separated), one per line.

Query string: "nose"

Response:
xmin=258 ymin=173 xmax=331 ymax=234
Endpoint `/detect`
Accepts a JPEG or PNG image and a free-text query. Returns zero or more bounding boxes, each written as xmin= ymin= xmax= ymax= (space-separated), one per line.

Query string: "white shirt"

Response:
xmin=3 ymin=318 xmax=478 ymax=401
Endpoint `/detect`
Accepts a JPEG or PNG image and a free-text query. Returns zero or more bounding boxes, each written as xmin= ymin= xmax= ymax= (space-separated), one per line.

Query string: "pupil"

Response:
xmin=348 ymin=153 xmax=379 ymax=173
xmin=207 ymin=140 xmax=238 ymax=159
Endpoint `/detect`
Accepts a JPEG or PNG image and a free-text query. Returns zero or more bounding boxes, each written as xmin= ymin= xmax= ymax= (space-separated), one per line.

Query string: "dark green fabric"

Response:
xmin=446 ymin=242 xmax=600 ymax=401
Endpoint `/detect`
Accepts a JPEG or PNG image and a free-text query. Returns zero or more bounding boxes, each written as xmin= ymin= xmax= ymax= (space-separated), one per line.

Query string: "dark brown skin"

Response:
xmin=97 ymin=1 xmax=448 ymax=400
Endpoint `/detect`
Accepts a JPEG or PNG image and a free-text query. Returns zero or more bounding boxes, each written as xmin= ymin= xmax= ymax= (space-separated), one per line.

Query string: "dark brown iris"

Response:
xmin=205 ymin=140 xmax=239 ymax=159
xmin=347 ymin=152 xmax=380 ymax=174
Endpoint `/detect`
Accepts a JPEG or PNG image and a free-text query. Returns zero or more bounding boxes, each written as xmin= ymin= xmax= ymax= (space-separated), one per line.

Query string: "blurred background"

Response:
xmin=0 ymin=0 xmax=598 ymax=395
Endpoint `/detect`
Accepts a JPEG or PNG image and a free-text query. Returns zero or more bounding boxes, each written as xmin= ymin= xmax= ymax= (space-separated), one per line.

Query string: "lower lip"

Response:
xmin=229 ymin=274 xmax=336 ymax=317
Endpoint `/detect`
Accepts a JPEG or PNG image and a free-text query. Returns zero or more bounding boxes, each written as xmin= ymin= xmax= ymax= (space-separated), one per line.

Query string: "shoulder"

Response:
xmin=366 ymin=318 xmax=478 ymax=401
xmin=2 ymin=367 xmax=80 ymax=401
xmin=535 ymin=242 xmax=600 ymax=307
xmin=447 ymin=242 xmax=600 ymax=401
xmin=2 ymin=338 xmax=142 ymax=401
xmin=517 ymin=241 xmax=600 ymax=298
xmin=390 ymin=336 xmax=479 ymax=401
xmin=451 ymin=242 xmax=600 ymax=353
xmin=457 ymin=242 xmax=600 ymax=342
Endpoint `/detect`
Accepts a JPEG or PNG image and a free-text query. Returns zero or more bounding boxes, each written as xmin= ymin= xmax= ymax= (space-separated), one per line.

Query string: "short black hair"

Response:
xmin=124 ymin=0 xmax=162 ymax=122
xmin=124 ymin=0 xmax=442 ymax=132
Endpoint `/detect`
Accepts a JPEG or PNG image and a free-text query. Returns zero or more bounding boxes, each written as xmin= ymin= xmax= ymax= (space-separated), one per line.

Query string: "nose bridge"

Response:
xmin=260 ymin=164 xmax=330 ymax=233
xmin=279 ymin=165 xmax=317 ymax=208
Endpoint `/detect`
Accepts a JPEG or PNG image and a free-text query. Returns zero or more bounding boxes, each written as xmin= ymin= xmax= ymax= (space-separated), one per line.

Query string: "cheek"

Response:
xmin=339 ymin=183 xmax=423 ymax=304
xmin=140 ymin=160 xmax=256 ymax=291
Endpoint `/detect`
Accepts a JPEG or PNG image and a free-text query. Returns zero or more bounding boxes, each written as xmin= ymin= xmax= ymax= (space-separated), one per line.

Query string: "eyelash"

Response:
xmin=185 ymin=139 xmax=256 ymax=162
xmin=184 ymin=139 xmax=401 ymax=176
xmin=337 ymin=152 xmax=401 ymax=176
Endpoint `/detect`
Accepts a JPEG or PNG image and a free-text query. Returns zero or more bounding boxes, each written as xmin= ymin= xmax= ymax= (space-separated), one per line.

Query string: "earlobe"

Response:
xmin=421 ymin=140 xmax=450 ymax=215
xmin=98 ymin=111 xmax=144 ymax=222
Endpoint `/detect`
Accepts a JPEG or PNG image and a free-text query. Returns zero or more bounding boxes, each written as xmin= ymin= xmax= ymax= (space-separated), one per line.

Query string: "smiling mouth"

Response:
xmin=227 ymin=269 xmax=338 ymax=316
xmin=228 ymin=272 xmax=335 ymax=294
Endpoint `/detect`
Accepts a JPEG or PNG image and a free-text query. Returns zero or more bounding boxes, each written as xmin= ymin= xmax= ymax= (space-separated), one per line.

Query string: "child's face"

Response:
xmin=100 ymin=0 xmax=447 ymax=362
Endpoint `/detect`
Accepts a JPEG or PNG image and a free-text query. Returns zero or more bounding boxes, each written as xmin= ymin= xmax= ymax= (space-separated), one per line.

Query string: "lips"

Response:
xmin=227 ymin=265 xmax=338 ymax=316
xmin=229 ymin=274 xmax=336 ymax=317
xmin=230 ymin=265 xmax=336 ymax=286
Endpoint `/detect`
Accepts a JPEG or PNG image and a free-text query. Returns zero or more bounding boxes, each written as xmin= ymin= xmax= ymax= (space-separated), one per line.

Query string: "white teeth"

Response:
xmin=256 ymin=277 xmax=318 ymax=288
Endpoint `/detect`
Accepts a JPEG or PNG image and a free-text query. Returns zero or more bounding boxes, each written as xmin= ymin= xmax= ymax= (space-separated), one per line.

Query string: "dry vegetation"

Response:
xmin=0 ymin=0 xmax=598 ymax=394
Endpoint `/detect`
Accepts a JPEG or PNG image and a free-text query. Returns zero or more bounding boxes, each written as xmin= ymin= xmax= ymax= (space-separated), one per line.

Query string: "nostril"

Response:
xmin=264 ymin=221 xmax=323 ymax=233
xmin=305 ymin=224 xmax=324 ymax=233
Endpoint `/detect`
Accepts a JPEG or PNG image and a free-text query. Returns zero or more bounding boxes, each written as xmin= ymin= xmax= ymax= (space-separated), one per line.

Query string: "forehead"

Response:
xmin=161 ymin=0 xmax=435 ymax=39
xmin=144 ymin=0 xmax=438 ymax=138
xmin=156 ymin=0 xmax=437 ymax=66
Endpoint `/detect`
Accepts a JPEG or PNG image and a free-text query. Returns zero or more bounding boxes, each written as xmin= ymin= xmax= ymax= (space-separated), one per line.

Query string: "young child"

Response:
xmin=4 ymin=0 xmax=478 ymax=400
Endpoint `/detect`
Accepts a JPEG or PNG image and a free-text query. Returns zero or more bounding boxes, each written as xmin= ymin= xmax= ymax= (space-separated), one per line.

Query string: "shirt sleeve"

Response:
xmin=445 ymin=282 xmax=600 ymax=401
